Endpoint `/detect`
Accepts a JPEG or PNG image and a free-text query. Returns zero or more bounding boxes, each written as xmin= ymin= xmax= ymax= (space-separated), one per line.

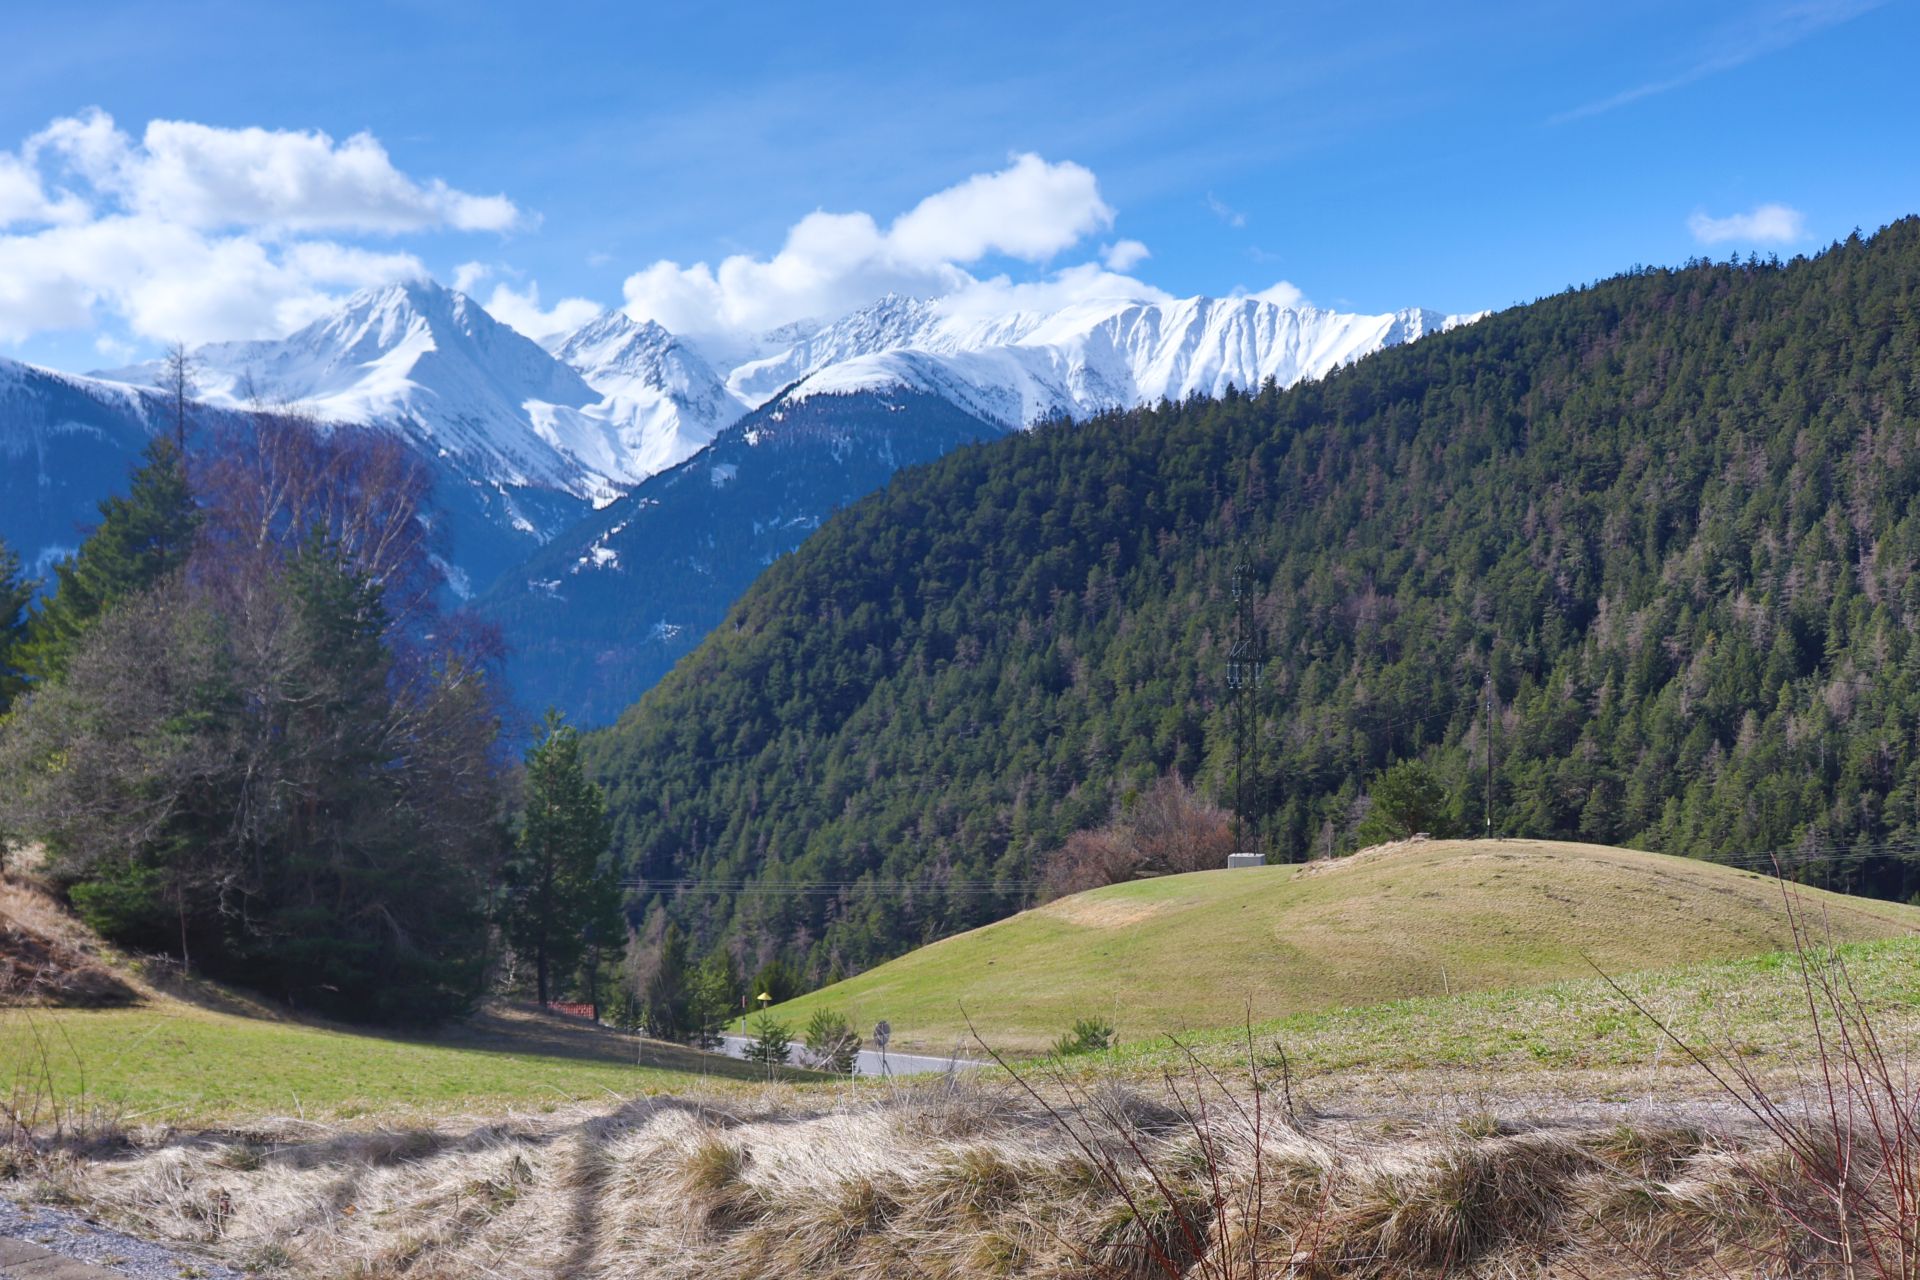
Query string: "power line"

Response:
xmin=619 ymin=879 xmax=1043 ymax=897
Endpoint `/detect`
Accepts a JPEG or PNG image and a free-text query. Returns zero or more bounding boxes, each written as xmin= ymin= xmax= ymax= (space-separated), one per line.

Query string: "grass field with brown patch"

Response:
xmin=760 ymin=839 xmax=1920 ymax=1054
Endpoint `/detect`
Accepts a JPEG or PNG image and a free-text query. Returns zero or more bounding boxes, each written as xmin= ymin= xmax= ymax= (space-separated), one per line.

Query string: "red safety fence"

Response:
xmin=546 ymin=1001 xmax=597 ymax=1020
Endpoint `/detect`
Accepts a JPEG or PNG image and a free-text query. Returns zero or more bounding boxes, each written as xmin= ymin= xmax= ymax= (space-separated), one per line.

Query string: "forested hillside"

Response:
xmin=587 ymin=219 xmax=1920 ymax=980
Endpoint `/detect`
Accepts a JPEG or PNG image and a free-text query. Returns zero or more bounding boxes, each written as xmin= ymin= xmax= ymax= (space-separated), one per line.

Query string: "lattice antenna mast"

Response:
xmin=1226 ymin=560 xmax=1265 ymax=855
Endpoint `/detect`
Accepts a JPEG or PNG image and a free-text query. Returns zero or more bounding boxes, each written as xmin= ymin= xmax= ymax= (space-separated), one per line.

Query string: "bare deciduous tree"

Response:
xmin=1041 ymin=773 xmax=1235 ymax=899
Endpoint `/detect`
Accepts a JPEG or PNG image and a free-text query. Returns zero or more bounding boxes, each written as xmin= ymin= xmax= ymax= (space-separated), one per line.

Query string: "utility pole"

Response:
xmin=1226 ymin=559 xmax=1265 ymax=856
xmin=1483 ymin=669 xmax=1494 ymax=839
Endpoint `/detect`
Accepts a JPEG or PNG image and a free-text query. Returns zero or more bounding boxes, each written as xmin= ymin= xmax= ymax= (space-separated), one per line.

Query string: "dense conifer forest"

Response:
xmin=586 ymin=219 xmax=1920 ymax=982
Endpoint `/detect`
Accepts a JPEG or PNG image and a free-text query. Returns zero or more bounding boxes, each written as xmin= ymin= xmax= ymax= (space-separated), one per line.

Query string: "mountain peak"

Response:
xmin=553 ymin=310 xmax=682 ymax=371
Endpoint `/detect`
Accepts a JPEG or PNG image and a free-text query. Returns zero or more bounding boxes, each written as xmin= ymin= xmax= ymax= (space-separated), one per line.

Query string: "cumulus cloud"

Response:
xmin=452 ymin=260 xmax=493 ymax=294
xmin=935 ymin=263 xmax=1174 ymax=322
xmin=0 ymin=214 xmax=429 ymax=344
xmin=0 ymin=152 xmax=87 ymax=227
xmin=0 ymin=109 xmax=520 ymax=347
xmin=1687 ymin=202 xmax=1807 ymax=245
xmin=1102 ymin=239 xmax=1151 ymax=271
xmin=1252 ymin=280 xmax=1307 ymax=308
xmin=480 ymin=279 xmax=601 ymax=343
xmin=25 ymin=109 xmax=521 ymax=234
xmin=452 ymin=260 xmax=600 ymax=342
xmin=620 ymin=154 xmax=1127 ymax=342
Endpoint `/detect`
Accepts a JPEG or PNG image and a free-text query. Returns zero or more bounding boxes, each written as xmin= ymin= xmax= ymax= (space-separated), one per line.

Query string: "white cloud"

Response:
xmin=620 ymin=154 xmax=1122 ymax=341
xmin=1552 ymin=0 xmax=1884 ymax=125
xmin=0 ymin=110 xmax=520 ymax=348
xmin=0 ymin=152 xmax=88 ymax=227
xmin=480 ymin=279 xmax=601 ymax=343
xmin=887 ymin=153 xmax=1111 ymax=263
xmin=93 ymin=333 xmax=136 ymax=364
xmin=1687 ymin=202 xmax=1806 ymax=245
xmin=452 ymin=260 xmax=493 ymax=294
xmin=0 ymin=213 xmax=428 ymax=344
xmin=935 ymin=263 xmax=1172 ymax=322
xmin=1102 ymin=239 xmax=1151 ymax=271
xmin=26 ymin=109 xmax=521 ymax=234
xmin=1252 ymin=280 xmax=1307 ymax=308
xmin=1207 ymin=192 xmax=1247 ymax=229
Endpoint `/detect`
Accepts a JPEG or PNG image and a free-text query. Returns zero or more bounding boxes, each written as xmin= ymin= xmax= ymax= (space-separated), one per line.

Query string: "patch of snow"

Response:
xmin=431 ymin=554 xmax=473 ymax=600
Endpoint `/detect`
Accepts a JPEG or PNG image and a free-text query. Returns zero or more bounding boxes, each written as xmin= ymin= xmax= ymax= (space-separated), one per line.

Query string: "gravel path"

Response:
xmin=0 ymin=1198 xmax=244 ymax=1279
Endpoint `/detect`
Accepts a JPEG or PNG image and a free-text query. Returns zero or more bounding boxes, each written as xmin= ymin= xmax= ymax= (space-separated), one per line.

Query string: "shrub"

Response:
xmin=1051 ymin=1017 xmax=1115 ymax=1058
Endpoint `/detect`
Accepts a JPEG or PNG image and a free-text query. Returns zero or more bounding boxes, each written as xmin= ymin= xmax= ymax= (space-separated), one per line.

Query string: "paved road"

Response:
xmin=716 ymin=1034 xmax=985 ymax=1077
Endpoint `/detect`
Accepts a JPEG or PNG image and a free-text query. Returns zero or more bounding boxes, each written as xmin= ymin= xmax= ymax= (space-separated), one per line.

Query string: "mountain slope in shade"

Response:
xmin=0 ymin=358 xmax=184 ymax=576
xmin=474 ymin=388 xmax=1007 ymax=725
xmin=495 ymin=293 xmax=1476 ymax=723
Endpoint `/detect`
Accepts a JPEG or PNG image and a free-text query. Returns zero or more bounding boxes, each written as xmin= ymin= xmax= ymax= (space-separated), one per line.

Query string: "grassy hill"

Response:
xmin=758 ymin=839 xmax=1920 ymax=1054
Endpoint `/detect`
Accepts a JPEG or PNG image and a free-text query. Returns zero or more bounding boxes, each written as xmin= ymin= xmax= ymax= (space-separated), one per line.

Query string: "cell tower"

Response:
xmin=1226 ymin=559 xmax=1266 ymax=857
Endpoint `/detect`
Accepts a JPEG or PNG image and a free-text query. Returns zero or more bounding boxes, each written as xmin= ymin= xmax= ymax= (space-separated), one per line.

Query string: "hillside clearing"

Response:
xmin=761 ymin=839 xmax=1920 ymax=1054
xmin=0 ymin=1000 xmax=793 ymax=1129
xmin=0 ymin=877 xmax=800 ymax=1128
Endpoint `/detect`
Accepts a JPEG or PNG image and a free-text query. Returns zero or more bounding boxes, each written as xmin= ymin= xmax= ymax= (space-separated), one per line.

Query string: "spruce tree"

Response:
xmin=0 ymin=538 xmax=34 ymax=715
xmin=505 ymin=711 xmax=621 ymax=1006
xmin=19 ymin=437 xmax=197 ymax=683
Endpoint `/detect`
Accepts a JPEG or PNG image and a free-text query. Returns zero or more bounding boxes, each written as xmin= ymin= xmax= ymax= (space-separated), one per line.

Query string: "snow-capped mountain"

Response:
xmin=90 ymin=280 xmax=768 ymax=592
xmin=104 ymin=280 xmax=634 ymax=503
xmin=19 ymin=277 xmax=1482 ymax=715
xmin=724 ymin=293 xmax=1481 ymax=425
xmin=549 ymin=311 xmax=746 ymax=480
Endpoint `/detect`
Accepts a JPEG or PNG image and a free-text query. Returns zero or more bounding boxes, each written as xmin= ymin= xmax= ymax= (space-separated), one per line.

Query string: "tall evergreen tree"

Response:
xmin=18 ymin=436 xmax=197 ymax=683
xmin=0 ymin=538 xmax=33 ymax=716
xmin=505 ymin=711 xmax=621 ymax=1006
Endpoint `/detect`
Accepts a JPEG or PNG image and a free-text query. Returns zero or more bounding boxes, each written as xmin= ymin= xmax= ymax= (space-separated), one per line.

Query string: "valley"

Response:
xmin=3 ymin=16 xmax=1917 ymax=1270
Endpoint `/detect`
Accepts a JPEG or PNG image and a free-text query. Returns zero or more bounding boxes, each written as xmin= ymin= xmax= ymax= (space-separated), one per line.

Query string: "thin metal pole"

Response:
xmin=1484 ymin=670 xmax=1493 ymax=839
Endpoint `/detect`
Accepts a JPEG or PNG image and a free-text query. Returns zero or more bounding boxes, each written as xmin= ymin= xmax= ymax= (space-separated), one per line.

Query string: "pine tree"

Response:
xmin=504 ymin=711 xmax=620 ymax=1007
xmin=0 ymin=538 xmax=34 ymax=715
xmin=643 ymin=919 xmax=690 ymax=1039
xmin=743 ymin=1013 xmax=792 ymax=1069
xmin=686 ymin=949 xmax=737 ymax=1048
xmin=18 ymin=437 xmax=197 ymax=683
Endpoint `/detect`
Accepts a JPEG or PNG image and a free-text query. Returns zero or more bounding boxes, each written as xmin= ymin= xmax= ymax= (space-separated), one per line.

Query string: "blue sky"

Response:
xmin=3 ymin=0 xmax=1915 ymax=371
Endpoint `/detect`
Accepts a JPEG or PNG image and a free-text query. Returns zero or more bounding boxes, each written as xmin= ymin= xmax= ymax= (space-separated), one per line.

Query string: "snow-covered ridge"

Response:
xmin=88 ymin=282 xmax=1480 ymax=533
xmin=757 ymin=293 xmax=1484 ymax=427
xmin=551 ymin=311 xmax=747 ymax=480
xmin=98 ymin=281 xmax=739 ymax=501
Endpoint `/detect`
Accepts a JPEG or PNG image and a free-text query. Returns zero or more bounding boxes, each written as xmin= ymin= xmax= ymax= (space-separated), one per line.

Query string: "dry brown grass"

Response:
xmin=0 ymin=1067 xmax=1899 ymax=1279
